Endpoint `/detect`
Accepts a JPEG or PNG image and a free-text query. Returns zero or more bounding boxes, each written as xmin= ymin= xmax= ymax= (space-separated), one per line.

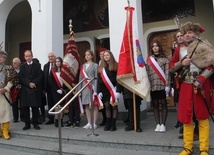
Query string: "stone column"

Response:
xmin=28 ymin=0 xmax=63 ymax=66
xmin=108 ymin=0 xmax=147 ymax=115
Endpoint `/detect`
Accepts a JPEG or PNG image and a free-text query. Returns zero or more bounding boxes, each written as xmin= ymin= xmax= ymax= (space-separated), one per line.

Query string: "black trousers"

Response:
xmin=12 ymin=98 xmax=24 ymax=121
xmin=125 ymin=95 xmax=141 ymax=127
xmin=46 ymin=87 xmax=54 ymax=122
xmin=68 ymin=94 xmax=80 ymax=124
xmin=23 ymin=106 xmax=39 ymax=125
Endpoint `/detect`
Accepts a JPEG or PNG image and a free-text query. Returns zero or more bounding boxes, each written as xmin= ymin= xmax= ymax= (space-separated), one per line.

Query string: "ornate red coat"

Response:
xmin=169 ymin=46 xmax=213 ymax=124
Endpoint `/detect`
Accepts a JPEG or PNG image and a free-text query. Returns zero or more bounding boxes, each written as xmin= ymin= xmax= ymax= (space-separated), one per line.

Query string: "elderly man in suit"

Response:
xmin=43 ymin=52 xmax=56 ymax=125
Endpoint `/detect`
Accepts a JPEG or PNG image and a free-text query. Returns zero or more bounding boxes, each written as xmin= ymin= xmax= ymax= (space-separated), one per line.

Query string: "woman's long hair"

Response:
xmin=150 ymin=40 xmax=166 ymax=57
xmin=53 ymin=56 xmax=63 ymax=72
xmin=98 ymin=50 xmax=118 ymax=73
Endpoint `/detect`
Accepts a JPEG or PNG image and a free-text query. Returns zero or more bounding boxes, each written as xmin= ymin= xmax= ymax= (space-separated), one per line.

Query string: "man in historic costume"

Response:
xmin=169 ymin=22 xmax=214 ymax=155
xmin=0 ymin=50 xmax=15 ymax=140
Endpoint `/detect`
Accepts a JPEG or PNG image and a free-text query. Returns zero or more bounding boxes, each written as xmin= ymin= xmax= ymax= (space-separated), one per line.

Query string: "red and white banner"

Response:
xmin=117 ymin=6 xmax=150 ymax=100
xmin=60 ymin=31 xmax=80 ymax=90
xmin=60 ymin=30 xmax=83 ymax=114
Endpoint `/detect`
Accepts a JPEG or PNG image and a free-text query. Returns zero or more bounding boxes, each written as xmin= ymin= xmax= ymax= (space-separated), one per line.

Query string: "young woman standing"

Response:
xmin=79 ymin=50 xmax=99 ymax=129
xmin=146 ymin=40 xmax=170 ymax=132
xmin=50 ymin=57 xmax=65 ymax=127
xmin=97 ymin=50 xmax=119 ymax=131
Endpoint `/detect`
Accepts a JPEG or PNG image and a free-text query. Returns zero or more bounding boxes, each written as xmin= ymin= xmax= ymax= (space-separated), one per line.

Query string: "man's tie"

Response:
xmin=49 ymin=63 xmax=52 ymax=74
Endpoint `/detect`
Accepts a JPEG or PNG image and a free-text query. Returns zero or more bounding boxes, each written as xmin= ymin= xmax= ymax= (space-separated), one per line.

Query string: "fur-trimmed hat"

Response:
xmin=181 ymin=22 xmax=205 ymax=35
xmin=0 ymin=50 xmax=7 ymax=58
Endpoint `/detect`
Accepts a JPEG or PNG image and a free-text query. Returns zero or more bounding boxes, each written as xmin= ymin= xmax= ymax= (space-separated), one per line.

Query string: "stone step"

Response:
xmin=1 ymin=112 xmax=213 ymax=155
xmin=0 ymin=136 xmax=179 ymax=155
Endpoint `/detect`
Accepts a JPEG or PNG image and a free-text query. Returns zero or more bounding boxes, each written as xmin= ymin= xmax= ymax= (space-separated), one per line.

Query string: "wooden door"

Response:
xmin=19 ymin=42 xmax=31 ymax=62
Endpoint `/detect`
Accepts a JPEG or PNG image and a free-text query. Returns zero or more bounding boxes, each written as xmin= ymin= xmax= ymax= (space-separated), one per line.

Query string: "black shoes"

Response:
xmin=136 ymin=127 xmax=142 ymax=132
xmin=23 ymin=125 xmax=31 ymax=130
xmin=74 ymin=121 xmax=80 ymax=128
xmin=34 ymin=124 xmax=41 ymax=130
xmin=45 ymin=120 xmax=54 ymax=125
xmin=13 ymin=120 xmax=18 ymax=123
xmin=23 ymin=124 xmax=40 ymax=130
xmin=125 ymin=126 xmax=142 ymax=132
xmin=125 ymin=126 xmax=134 ymax=131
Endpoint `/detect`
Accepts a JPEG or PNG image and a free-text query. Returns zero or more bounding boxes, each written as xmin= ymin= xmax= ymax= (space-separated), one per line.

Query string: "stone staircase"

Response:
xmin=0 ymin=112 xmax=213 ymax=155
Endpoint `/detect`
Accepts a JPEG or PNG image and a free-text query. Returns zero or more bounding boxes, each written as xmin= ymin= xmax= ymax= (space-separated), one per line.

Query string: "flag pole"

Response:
xmin=133 ymin=93 xmax=137 ymax=131
xmin=69 ymin=19 xmax=73 ymax=33
xmin=127 ymin=0 xmax=130 ymax=6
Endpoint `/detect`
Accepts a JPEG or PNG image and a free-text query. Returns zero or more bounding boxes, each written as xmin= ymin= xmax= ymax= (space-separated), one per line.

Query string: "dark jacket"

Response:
xmin=19 ymin=62 xmax=43 ymax=107
xmin=43 ymin=62 xmax=51 ymax=91
xmin=97 ymin=66 xmax=117 ymax=103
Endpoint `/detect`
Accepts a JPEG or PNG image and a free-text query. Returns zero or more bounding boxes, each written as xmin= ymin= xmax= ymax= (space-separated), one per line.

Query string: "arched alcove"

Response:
xmin=6 ymin=1 xmax=32 ymax=63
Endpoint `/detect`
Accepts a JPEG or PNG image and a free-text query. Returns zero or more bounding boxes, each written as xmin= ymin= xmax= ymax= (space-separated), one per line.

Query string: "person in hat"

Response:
xmin=0 ymin=50 xmax=15 ymax=140
xmin=169 ymin=22 xmax=213 ymax=155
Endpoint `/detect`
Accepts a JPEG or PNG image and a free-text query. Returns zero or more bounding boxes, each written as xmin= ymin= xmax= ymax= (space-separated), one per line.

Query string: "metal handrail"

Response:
xmin=48 ymin=77 xmax=96 ymax=155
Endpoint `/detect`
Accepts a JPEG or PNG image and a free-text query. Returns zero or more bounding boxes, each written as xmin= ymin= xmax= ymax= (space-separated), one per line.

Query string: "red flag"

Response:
xmin=117 ymin=6 xmax=150 ymax=100
xmin=60 ymin=31 xmax=80 ymax=90
xmin=117 ymin=7 xmax=135 ymax=79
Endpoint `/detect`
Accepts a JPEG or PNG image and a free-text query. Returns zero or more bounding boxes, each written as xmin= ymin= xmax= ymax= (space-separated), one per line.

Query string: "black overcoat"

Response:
xmin=19 ymin=62 xmax=43 ymax=107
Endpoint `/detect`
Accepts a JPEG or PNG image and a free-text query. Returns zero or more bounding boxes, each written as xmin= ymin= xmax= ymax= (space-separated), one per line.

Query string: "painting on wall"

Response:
xmin=63 ymin=0 xmax=109 ymax=34
xmin=142 ymin=0 xmax=195 ymax=23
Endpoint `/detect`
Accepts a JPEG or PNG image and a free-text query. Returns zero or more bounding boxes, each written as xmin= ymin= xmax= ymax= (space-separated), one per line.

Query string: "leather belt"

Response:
xmin=184 ymin=71 xmax=200 ymax=83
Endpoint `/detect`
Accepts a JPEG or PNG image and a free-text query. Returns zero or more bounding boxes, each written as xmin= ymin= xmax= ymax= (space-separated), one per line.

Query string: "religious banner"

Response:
xmin=117 ymin=6 xmax=150 ymax=100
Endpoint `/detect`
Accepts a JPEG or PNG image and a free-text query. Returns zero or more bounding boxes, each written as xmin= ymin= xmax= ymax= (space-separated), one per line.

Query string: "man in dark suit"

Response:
xmin=43 ymin=52 xmax=56 ymax=124
xmin=19 ymin=50 xmax=43 ymax=130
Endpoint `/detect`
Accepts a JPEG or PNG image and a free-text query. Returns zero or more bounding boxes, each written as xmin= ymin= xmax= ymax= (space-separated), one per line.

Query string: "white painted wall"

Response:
xmin=28 ymin=0 xmax=63 ymax=67
xmin=108 ymin=0 xmax=147 ymax=111
xmin=108 ymin=0 xmax=145 ymax=60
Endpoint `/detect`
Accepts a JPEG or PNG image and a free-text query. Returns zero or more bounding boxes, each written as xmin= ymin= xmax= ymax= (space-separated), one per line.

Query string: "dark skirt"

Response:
xmin=150 ymin=90 xmax=166 ymax=100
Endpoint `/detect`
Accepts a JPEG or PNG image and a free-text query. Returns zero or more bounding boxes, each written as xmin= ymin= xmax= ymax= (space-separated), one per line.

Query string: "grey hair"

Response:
xmin=13 ymin=57 xmax=21 ymax=64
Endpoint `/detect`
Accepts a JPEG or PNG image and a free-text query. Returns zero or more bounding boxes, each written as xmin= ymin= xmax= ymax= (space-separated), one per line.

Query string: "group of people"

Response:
xmin=0 ymin=20 xmax=213 ymax=155
xmin=148 ymin=21 xmax=213 ymax=155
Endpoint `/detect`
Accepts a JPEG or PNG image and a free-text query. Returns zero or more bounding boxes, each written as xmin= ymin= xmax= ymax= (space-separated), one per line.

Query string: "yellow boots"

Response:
xmin=2 ymin=122 xmax=10 ymax=140
xmin=199 ymin=119 xmax=209 ymax=155
xmin=179 ymin=119 xmax=210 ymax=155
xmin=179 ymin=123 xmax=194 ymax=155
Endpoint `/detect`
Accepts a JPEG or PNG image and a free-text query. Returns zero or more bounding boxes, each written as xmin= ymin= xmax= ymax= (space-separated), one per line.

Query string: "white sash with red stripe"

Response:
xmin=51 ymin=70 xmax=63 ymax=88
xmin=147 ymin=56 xmax=166 ymax=84
xmin=100 ymin=68 xmax=118 ymax=106
xmin=80 ymin=66 xmax=103 ymax=109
